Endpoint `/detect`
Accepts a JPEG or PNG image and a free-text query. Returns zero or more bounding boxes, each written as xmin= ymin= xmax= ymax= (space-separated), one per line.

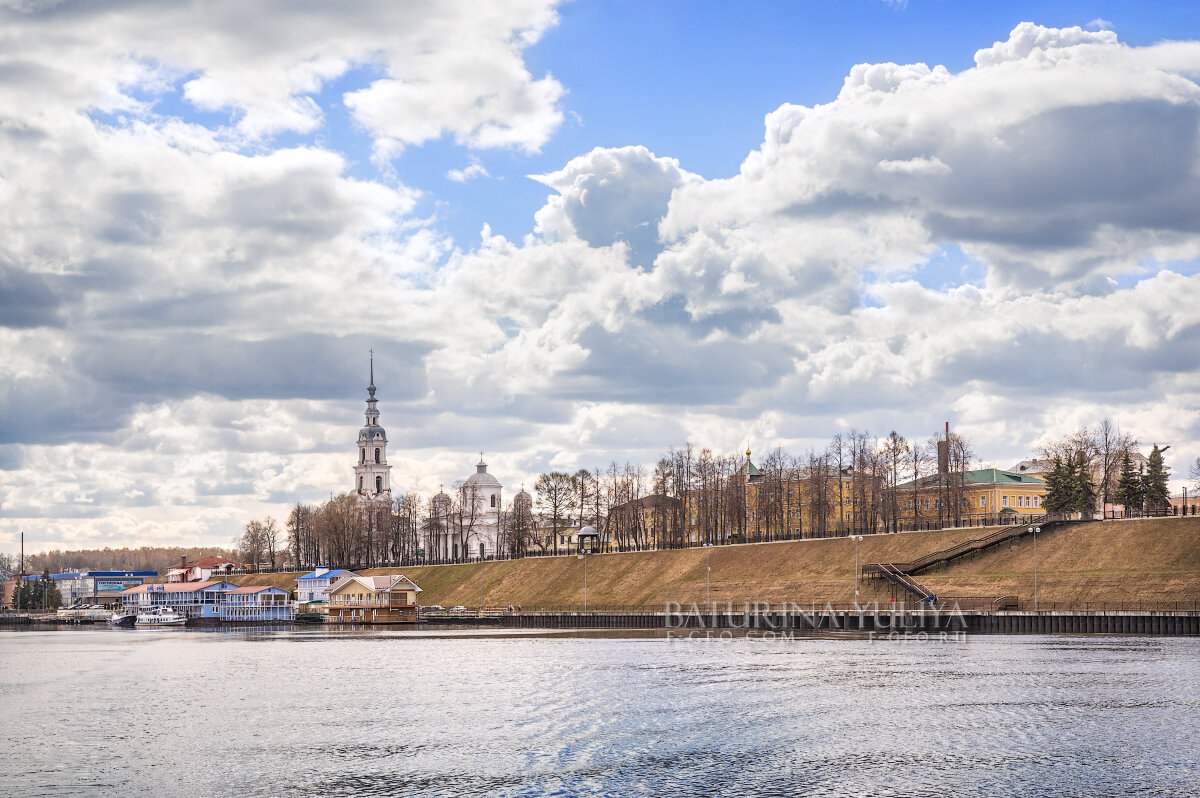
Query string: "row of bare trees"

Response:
xmin=636 ymin=428 xmax=979 ymax=546
xmin=233 ymin=417 xmax=1156 ymax=570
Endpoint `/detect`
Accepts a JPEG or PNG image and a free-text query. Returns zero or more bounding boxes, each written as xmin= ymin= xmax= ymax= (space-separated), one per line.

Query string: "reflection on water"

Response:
xmin=2 ymin=628 xmax=1197 ymax=797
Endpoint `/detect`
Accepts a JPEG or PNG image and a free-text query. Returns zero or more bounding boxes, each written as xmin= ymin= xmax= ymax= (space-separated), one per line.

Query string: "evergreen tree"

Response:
xmin=1043 ymin=456 xmax=1071 ymax=513
xmin=10 ymin=571 xmax=62 ymax=610
xmin=1114 ymin=451 xmax=1142 ymax=513
xmin=1143 ymin=444 xmax=1170 ymax=511
xmin=1071 ymin=449 xmax=1097 ymax=516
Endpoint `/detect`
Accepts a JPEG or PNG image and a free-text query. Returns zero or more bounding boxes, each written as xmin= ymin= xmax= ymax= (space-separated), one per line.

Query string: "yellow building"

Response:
xmin=681 ymin=452 xmax=860 ymax=543
xmin=681 ymin=458 xmax=1047 ymax=541
xmin=327 ymin=574 xmax=422 ymax=624
xmin=895 ymin=468 xmax=1047 ymax=529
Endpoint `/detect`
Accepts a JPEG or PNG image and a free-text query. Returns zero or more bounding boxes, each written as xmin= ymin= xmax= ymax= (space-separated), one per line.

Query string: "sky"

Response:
xmin=3 ymin=0 xmax=1200 ymax=554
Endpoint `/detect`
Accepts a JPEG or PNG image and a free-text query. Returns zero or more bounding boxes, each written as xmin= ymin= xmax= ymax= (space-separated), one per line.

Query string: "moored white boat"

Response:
xmin=136 ymin=606 xmax=187 ymax=626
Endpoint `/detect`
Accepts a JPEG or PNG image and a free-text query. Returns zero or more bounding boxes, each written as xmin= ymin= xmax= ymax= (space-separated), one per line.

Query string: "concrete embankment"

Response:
xmin=495 ymin=608 xmax=1200 ymax=636
xmin=230 ymin=517 xmax=1200 ymax=612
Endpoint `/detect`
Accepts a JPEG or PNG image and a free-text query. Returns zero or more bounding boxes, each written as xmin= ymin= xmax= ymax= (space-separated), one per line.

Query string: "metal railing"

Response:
xmin=863 ymin=514 xmax=1066 ymax=576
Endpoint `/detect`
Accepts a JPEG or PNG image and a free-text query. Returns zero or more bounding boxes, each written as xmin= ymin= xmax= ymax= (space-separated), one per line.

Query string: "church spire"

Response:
xmin=355 ymin=348 xmax=390 ymax=499
xmin=368 ymin=348 xmax=376 ymax=399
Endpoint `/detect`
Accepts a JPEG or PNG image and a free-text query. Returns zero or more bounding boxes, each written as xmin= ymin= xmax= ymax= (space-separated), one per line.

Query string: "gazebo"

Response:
xmin=577 ymin=526 xmax=601 ymax=554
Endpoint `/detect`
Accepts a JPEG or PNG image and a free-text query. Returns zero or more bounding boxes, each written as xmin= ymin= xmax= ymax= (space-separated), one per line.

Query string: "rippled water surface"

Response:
xmin=2 ymin=627 xmax=1198 ymax=797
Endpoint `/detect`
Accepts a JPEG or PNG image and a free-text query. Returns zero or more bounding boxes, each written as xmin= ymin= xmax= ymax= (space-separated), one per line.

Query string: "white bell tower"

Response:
xmin=354 ymin=349 xmax=391 ymax=500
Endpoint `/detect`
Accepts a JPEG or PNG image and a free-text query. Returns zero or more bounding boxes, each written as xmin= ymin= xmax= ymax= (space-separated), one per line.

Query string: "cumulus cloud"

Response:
xmin=447 ymin=160 xmax=490 ymax=183
xmin=0 ymin=0 xmax=563 ymax=149
xmin=663 ymin=22 xmax=1200 ymax=300
xmin=531 ymin=145 xmax=699 ymax=266
xmin=3 ymin=18 xmax=1200 ymax=552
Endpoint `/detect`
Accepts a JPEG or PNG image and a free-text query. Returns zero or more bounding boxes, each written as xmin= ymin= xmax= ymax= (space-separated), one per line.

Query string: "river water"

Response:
xmin=1 ymin=627 xmax=1197 ymax=797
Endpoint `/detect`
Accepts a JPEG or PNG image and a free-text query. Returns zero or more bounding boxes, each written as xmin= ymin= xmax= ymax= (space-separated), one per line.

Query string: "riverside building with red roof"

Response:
xmin=166 ymin=556 xmax=248 ymax=583
xmin=122 ymin=581 xmax=233 ymax=621
xmin=222 ymin=586 xmax=293 ymax=622
xmin=121 ymin=581 xmax=295 ymax=623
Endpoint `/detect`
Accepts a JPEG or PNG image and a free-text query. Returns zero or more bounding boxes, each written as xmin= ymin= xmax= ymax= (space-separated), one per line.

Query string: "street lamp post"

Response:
xmin=1032 ymin=526 xmax=1040 ymax=612
xmin=706 ymin=547 xmax=711 ymax=610
xmin=583 ymin=555 xmax=587 ymax=612
xmin=851 ymin=535 xmax=864 ymax=602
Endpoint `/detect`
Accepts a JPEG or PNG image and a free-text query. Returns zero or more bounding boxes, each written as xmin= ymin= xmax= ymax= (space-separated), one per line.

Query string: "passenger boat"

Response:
xmin=136 ymin=607 xmax=187 ymax=626
xmin=108 ymin=609 xmax=137 ymax=627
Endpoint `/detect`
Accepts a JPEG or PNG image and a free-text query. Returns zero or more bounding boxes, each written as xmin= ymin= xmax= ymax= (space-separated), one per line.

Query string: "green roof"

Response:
xmin=895 ymin=468 xmax=1044 ymax=491
xmin=742 ymin=460 xmax=760 ymax=477
xmin=963 ymin=468 xmax=1045 ymax=485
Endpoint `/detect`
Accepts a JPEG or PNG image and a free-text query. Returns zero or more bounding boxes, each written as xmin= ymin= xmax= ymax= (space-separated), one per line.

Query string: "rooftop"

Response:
xmin=297 ymin=568 xmax=353 ymax=582
xmin=123 ymin=581 xmax=230 ymax=593
xmin=896 ymin=468 xmax=1046 ymax=491
xmin=328 ymin=574 xmax=423 ymax=594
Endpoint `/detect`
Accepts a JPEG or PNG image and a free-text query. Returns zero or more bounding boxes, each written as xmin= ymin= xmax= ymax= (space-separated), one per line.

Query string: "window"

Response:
xmin=376 ymin=476 xmax=383 ymax=493
xmin=374 ymin=448 xmax=381 ymax=464
xmin=1002 ymin=495 xmax=1009 ymax=507
xmin=979 ymin=496 xmax=986 ymax=509
xmin=490 ymin=494 xmax=496 ymax=508
xmin=479 ymin=543 xmax=485 ymax=558
xmin=358 ymin=476 xmax=363 ymax=492
xmin=361 ymin=449 xmax=365 ymax=464
xmin=1033 ymin=496 xmax=1040 ymax=508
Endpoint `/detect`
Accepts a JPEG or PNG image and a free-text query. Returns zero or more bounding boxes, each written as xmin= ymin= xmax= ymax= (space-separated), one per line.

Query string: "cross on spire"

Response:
xmin=367 ymin=349 xmax=376 ymax=398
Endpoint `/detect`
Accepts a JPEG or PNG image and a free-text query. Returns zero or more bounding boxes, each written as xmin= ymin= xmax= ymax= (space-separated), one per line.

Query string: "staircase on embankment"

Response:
xmin=863 ymin=515 xmax=1069 ymax=605
xmin=873 ymin=563 xmax=935 ymax=601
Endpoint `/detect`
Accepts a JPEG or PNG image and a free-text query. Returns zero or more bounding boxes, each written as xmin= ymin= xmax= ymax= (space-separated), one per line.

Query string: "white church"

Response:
xmin=352 ymin=353 xmax=510 ymax=560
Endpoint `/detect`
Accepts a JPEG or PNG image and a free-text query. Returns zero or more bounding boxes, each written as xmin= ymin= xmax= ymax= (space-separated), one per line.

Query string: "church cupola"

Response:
xmin=354 ymin=349 xmax=392 ymax=500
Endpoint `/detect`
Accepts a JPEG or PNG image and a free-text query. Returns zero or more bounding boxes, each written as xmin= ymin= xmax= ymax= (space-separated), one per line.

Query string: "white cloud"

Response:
xmin=4 ymin=19 xmax=1200 ymax=552
xmin=0 ymin=0 xmax=564 ymax=150
xmin=447 ymin=161 xmax=490 ymax=183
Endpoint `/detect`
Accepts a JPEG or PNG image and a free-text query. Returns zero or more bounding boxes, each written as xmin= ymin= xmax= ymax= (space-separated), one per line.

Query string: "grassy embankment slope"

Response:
xmin=227 ymin=517 xmax=1200 ymax=610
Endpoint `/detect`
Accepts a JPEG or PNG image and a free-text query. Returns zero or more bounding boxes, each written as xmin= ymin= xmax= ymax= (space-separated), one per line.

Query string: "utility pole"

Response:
xmin=1032 ymin=526 xmax=1040 ymax=612
xmin=706 ymin=547 xmax=711 ymax=609
xmin=852 ymin=535 xmax=864 ymax=601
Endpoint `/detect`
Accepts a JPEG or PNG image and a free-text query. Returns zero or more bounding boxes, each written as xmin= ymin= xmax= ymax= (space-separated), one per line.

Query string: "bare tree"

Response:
xmin=829 ymin=433 xmax=848 ymax=533
xmin=261 ymin=517 xmax=281 ymax=569
xmin=939 ymin=430 xmax=975 ymax=527
xmin=453 ymin=481 xmax=482 ymax=562
xmin=1093 ymin=419 xmax=1136 ymax=519
xmin=535 ymin=472 xmax=576 ymax=555
xmin=239 ymin=520 xmax=265 ymax=570
xmin=805 ymin=448 xmax=832 ymax=538
xmin=287 ymin=503 xmax=316 ymax=569
xmin=881 ymin=431 xmax=910 ymax=532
